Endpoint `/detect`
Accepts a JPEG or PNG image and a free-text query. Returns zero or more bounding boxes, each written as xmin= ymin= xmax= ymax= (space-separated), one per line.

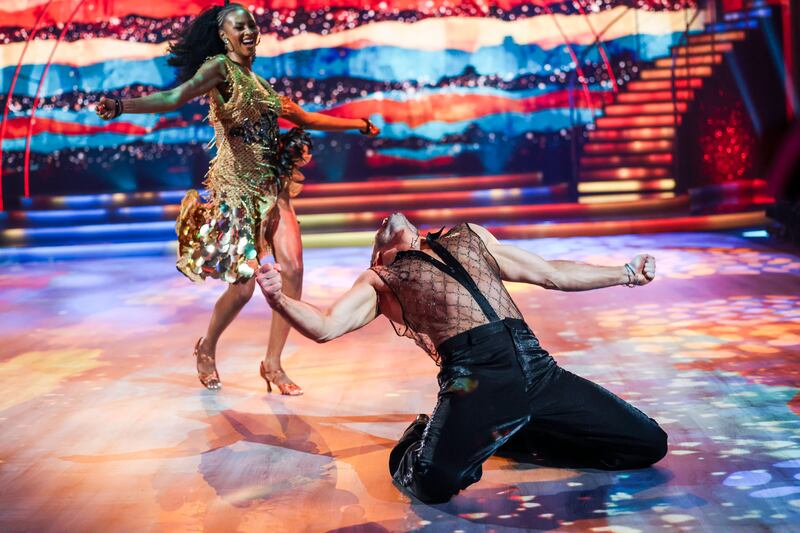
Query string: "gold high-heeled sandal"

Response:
xmin=259 ymin=362 xmax=303 ymax=396
xmin=194 ymin=337 xmax=221 ymax=391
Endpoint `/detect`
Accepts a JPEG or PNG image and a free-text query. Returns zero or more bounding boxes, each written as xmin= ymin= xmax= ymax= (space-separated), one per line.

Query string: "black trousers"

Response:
xmin=389 ymin=318 xmax=668 ymax=503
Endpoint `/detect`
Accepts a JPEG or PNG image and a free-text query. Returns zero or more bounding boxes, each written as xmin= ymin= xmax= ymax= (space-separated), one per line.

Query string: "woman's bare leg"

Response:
xmin=262 ymin=193 xmax=303 ymax=390
xmin=196 ymin=277 xmax=256 ymax=376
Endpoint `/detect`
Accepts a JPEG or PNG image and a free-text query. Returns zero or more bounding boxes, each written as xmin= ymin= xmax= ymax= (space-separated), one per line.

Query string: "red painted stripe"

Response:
xmin=4 ymin=117 xmax=149 ymax=138
xmin=4 ymin=116 xmax=191 ymax=139
xmin=298 ymin=90 xmax=612 ymax=128
xmin=366 ymin=154 xmax=456 ymax=169
xmin=0 ymin=0 xmax=572 ymax=27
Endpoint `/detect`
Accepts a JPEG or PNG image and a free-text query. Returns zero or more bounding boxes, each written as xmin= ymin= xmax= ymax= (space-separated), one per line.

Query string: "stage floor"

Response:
xmin=1 ymin=231 xmax=799 ymax=532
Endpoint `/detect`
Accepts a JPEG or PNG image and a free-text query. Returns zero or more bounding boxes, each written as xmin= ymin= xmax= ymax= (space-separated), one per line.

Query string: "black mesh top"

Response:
xmin=371 ymin=223 xmax=523 ymax=364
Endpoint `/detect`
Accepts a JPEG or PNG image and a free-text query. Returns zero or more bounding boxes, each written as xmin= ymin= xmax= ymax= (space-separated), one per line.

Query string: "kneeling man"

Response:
xmin=256 ymin=214 xmax=667 ymax=503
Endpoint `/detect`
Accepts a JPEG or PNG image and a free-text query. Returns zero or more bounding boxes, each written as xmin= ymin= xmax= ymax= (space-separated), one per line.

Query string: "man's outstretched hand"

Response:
xmin=628 ymin=254 xmax=656 ymax=286
xmin=256 ymin=263 xmax=283 ymax=306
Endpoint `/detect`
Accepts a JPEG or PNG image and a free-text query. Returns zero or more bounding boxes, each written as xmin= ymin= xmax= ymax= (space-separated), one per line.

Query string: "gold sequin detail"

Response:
xmin=175 ymin=55 xmax=303 ymax=284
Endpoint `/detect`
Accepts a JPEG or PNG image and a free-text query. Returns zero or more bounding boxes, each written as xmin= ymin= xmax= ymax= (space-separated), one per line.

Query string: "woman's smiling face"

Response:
xmin=219 ymin=7 xmax=259 ymax=59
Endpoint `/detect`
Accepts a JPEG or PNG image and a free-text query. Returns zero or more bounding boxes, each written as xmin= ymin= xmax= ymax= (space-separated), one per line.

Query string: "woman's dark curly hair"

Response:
xmin=167 ymin=2 xmax=248 ymax=83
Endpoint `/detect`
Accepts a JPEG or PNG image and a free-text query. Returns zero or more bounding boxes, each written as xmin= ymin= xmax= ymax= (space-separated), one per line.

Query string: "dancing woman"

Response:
xmin=95 ymin=2 xmax=380 ymax=394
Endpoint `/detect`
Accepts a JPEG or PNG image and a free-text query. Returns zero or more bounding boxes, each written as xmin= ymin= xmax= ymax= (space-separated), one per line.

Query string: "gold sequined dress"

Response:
xmin=176 ymin=55 xmax=312 ymax=283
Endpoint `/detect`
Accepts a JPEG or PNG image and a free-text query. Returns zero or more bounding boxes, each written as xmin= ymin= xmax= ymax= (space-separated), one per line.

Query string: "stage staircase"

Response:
xmin=0 ymin=168 xmax=766 ymax=263
xmin=577 ymin=7 xmax=772 ymax=203
xmin=0 ymin=173 xmax=562 ymax=261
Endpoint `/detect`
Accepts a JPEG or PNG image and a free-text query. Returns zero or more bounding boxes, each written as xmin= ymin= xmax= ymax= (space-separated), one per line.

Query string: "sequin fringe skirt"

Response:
xmin=175 ymin=128 xmax=312 ymax=284
xmin=175 ymin=190 xmax=272 ymax=284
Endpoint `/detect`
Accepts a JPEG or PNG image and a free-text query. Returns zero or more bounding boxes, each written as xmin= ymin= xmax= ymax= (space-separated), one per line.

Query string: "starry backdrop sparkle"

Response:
xmin=1 ymin=0 xmax=699 ymax=195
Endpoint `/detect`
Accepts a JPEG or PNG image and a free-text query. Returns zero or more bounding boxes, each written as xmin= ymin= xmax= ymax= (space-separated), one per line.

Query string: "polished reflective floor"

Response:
xmin=1 ymin=231 xmax=799 ymax=532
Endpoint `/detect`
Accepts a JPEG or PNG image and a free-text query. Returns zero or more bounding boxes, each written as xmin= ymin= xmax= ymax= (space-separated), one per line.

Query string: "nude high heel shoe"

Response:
xmin=259 ymin=362 xmax=303 ymax=396
xmin=194 ymin=337 xmax=221 ymax=391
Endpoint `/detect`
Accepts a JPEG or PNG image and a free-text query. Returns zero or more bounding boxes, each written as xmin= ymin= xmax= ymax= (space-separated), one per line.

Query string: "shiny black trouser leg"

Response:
xmin=389 ymin=319 xmax=668 ymax=504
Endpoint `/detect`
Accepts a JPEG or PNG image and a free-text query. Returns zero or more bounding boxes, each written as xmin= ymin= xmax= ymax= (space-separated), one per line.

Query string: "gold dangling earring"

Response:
xmin=223 ymin=38 xmax=232 ymax=52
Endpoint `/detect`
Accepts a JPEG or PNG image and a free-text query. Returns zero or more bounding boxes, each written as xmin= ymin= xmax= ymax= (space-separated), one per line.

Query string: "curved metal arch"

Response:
xmin=535 ymin=1 xmax=595 ymax=115
xmin=574 ymin=0 xmax=619 ymax=94
xmin=0 ymin=0 xmax=55 ymax=211
xmin=23 ymin=0 xmax=88 ymax=199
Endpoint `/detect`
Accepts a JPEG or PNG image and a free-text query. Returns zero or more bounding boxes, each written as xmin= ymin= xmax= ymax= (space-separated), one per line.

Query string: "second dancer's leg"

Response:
xmin=261 ymin=193 xmax=304 ymax=395
xmin=503 ymin=367 xmax=668 ymax=469
xmin=390 ymin=323 xmax=531 ymax=503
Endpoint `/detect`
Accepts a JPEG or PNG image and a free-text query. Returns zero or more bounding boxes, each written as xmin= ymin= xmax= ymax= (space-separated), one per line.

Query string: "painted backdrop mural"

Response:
xmin=0 ymin=0 xmax=701 ymax=196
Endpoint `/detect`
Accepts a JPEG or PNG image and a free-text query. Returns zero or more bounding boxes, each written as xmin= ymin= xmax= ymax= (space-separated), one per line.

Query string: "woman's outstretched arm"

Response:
xmin=259 ymin=77 xmax=380 ymax=135
xmin=281 ymin=99 xmax=380 ymax=135
xmin=96 ymin=56 xmax=227 ymax=118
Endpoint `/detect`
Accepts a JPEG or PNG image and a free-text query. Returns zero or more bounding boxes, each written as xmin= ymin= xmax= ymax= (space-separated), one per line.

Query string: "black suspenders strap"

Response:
xmin=426 ymin=236 xmax=501 ymax=322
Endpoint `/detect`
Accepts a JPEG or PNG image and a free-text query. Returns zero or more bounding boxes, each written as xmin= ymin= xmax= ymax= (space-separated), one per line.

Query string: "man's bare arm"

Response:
xmin=256 ymin=264 xmax=380 ymax=342
xmin=467 ymin=223 xmax=655 ymax=291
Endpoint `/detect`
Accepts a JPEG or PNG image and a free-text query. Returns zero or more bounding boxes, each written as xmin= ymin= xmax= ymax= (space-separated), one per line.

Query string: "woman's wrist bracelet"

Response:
xmin=112 ymin=98 xmax=124 ymax=118
xmin=359 ymin=117 xmax=374 ymax=135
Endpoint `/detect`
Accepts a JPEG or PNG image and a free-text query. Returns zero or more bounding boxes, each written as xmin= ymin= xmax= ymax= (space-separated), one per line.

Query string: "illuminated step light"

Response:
xmin=584 ymin=140 xmax=674 ymax=153
xmin=654 ymin=54 xmax=722 ymax=68
xmin=578 ymin=192 xmax=677 ymax=204
xmin=580 ymin=167 xmax=672 ymax=180
xmin=293 ymin=185 xmax=565 ymax=213
xmin=596 ymin=115 xmax=680 ymax=128
xmin=1 ymin=228 xmax=26 ymax=241
xmin=617 ymin=91 xmax=693 ymax=103
xmin=486 ymin=187 xmax=522 ymax=199
xmin=300 ymin=231 xmax=377 ymax=248
xmin=687 ymin=30 xmax=746 ymax=44
xmin=672 ymin=42 xmax=734 ymax=55
xmin=605 ymin=102 xmax=688 ymax=115
xmin=302 ymin=172 xmax=543 ymax=197
xmin=22 ymin=190 xmax=196 ymax=210
xmin=23 ymin=175 xmax=546 ymax=208
xmin=628 ymin=78 xmax=704 ymax=91
xmin=578 ymin=179 xmax=676 ymax=193
xmin=588 ymin=128 xmax=676 ymax=140
xmin=641 ymin=66 xmax=713 ymax=80
xmin=581 ymin=154 xmax=673 ymax=166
